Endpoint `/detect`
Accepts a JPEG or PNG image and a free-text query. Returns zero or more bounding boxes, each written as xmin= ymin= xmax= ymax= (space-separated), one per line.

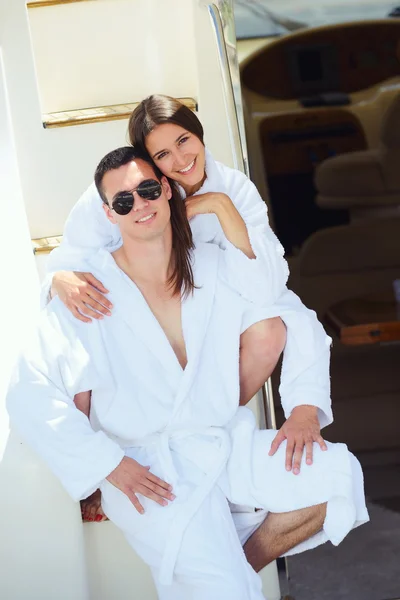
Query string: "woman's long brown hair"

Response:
xmin=127 ymin=95 xmax=205 ymax=297
xmin=128 ymin=94 xmax=204 ymax=152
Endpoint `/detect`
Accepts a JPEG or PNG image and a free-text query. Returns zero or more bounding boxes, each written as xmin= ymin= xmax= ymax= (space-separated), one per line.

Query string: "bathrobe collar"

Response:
xmin=87 ymin=244 xmax=219 ymax=407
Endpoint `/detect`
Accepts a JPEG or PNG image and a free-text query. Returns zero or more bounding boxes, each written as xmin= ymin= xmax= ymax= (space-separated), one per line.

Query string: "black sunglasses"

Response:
xmin=110 ymin=179 xmax=162 ymax=215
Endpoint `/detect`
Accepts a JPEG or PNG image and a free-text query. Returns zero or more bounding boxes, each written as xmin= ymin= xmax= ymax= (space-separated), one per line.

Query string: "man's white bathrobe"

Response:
xmin=8 ymin=244 xmax=368 ymax=600
xmin=42 ymin=149 xmax=333 ymax=426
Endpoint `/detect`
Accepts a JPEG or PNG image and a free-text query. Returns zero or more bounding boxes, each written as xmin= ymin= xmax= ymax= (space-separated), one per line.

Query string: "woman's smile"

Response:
xmin=177 ymin=158 xmax=196 ymax=175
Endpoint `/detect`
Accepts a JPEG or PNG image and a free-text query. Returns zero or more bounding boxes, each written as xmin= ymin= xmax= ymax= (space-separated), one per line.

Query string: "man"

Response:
xmin=7 ymin=147 xmax=368 ymax=600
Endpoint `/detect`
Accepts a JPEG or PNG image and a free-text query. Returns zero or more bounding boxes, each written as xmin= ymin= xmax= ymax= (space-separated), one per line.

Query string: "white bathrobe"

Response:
xmin=42 ymin=149 xmax=333 ymax=427
xmin=8 ymin=244 xmax=368 ymax=600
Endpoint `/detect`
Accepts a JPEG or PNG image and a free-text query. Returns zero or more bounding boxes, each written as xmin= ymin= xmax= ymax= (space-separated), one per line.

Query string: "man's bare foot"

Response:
xmin=80 ymin=489 xmax=108 ymax=522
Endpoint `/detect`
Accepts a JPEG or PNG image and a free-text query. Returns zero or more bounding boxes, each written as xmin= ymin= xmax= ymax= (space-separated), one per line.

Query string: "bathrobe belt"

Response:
xmin=126 ymin=426 xmax=232 ymax=585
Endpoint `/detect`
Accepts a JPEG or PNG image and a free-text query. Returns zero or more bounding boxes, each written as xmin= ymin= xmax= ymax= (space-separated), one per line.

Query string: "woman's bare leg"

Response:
xmin=74 ymin=391 xmax=92 ymax=417
xmin=80 ymin=489 xmax=107 ymax=522
xmin=239 ymin=318 xmax=286 ymax=406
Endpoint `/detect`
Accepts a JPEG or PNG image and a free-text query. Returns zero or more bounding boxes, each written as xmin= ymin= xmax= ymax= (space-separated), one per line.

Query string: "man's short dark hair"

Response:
xmin=94 ymin=146 xmax=163 ymax=204
xmin=94 ymin=145 xmax=195 ymax=297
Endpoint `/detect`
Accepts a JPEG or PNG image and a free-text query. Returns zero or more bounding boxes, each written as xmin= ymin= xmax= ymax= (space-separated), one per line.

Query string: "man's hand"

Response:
xmin=106 ymin=456 xmax=175 ymax=514
xmin=268 ymin=405 xmax=327 ymax=475
xmin=51 ymin=271 xmax=113 ymax=323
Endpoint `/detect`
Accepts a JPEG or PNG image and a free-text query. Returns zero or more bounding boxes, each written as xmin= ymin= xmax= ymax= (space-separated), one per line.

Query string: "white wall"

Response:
xmin=0 ymin=18 xmax=90 ymax=598
xmin=0 ymin=48 xmax=39 ymax=457
xmin=28 ymin=0 xmax=198 ymax=114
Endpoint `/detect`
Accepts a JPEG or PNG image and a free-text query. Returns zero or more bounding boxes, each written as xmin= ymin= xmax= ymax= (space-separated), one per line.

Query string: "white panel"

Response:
xmin=0 ymin=39 xmax=40 ymax=450
xmin=35 ymin=252 xmax=51 ymax=281
xmin=0 ymin=41 xmax=89 ymax=600
xmin=0 ymin=436 xmax=90 ymax=600
xmin=28 ymin=0 xmax=198 ymax=113
xmin=84 ymin=522 xmax=158 ymax=600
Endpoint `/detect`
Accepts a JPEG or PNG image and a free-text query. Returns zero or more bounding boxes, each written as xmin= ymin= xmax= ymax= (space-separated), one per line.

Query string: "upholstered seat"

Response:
xmin=282 ymin=218 xmax=400 ymax=453
xmin=315 ymin=94 xmax=400 ymax=216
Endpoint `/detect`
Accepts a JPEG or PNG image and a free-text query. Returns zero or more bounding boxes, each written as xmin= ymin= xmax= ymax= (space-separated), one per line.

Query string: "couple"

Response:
xmin=7 ymin=95 xmax=368 ymax=599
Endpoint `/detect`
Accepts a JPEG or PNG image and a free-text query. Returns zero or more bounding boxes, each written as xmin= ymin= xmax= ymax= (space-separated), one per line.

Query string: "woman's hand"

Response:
xmin=51 ymin=271 xmax=113 ymax=323
xmin=185 ymin=192 xmax=227 ymax=219
xmin=268 ymin=405 xmax=327 ymax=475
xmin=186 ymin=193 xmax=255 ymax=259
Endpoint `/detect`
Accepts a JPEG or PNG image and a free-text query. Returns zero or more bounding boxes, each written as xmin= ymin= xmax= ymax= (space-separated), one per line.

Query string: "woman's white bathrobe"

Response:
xmin=8 ymin=245 xmax=368 ymax=600
xmin=43 ymin=149 xmax=333 ymax=427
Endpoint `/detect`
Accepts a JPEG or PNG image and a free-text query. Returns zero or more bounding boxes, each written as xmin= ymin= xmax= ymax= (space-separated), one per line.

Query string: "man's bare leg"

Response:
xmin=239 ymin=318 xmax=286 ymax=406
xmin=244 ymin=504 xmax=327 ymax=572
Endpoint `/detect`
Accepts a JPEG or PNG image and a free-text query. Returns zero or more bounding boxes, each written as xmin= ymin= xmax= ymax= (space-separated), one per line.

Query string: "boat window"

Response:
xmin=234 ymin=1 xmax=399 ymax=40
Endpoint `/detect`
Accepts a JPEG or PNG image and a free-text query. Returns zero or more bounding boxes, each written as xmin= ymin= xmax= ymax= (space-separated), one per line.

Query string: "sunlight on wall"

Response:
xmin=0 ymin=49 xmax=40 ymax=457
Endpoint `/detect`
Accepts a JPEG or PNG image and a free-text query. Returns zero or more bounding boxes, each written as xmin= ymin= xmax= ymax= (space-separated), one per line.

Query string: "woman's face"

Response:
xmin=145 ymin=123 xmax=206 ymax=195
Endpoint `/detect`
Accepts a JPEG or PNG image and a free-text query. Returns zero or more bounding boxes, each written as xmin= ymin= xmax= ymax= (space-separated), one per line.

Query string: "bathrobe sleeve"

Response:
xmin=6 ymin=304 xmax=125 ymax=501
xmin=214 ymin=167 xmax=289 ymax=305
xmin=280 ymin=344 xmax=333 ymax=429
xmin=40 ymin=183 xmax=122 ymax=307
xmin=276 ymin=290 xmax=333 ymax=428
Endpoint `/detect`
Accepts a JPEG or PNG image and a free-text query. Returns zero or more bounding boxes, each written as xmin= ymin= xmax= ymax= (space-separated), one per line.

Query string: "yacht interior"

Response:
xmin=237 ymin=2 xmax=400 ymax=598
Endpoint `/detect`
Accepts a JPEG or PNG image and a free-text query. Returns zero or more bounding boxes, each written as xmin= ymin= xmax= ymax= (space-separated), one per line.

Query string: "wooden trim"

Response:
xmin=43 ymin=98 xmax=198 ymax=129
xmin=28 ymin=0 xmax=92 ymax=8
xmin=325 ymin=292 xmax=400 ymax=346
xmin=32 ymin=236 xmax=62 ymax=255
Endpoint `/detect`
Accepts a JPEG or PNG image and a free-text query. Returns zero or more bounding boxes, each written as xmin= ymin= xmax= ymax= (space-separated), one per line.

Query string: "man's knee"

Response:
xmin=241 ymin=318 xmax=286 ymax=363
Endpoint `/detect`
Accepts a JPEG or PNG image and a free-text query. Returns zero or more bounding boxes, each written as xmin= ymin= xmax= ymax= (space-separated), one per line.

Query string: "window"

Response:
xmin=234 ymin=0 xmax=398 ymax=40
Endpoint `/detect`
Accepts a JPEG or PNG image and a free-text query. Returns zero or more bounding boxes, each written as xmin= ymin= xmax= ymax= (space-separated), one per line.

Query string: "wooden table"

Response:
xmin=325 ymin=291 xmax=400 ymax=346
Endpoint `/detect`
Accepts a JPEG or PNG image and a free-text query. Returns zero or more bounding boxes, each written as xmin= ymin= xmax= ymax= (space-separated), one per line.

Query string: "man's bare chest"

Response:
xmin=141 ymin=289 xmax=187 ymax=370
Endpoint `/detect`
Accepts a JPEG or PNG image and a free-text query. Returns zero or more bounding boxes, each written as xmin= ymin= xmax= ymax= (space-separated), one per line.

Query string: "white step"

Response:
xmin=27 ymin=0 xmax=198 ymax=114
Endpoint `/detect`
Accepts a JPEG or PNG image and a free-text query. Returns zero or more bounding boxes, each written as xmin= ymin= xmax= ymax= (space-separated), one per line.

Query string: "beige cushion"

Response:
xmin=315 ymin=148 xmax=385 ymax=198
xmin=381 ymin=148 xmax=400 ymax=191
xmin=315 ymin=93 xmax=400 ymax=209
xmin=288 ymin=218 xmax=400 ymax=319
xmin=298 ymin=218 xmax=400 ymax=277
xmin=381 ymin=93 xmax=400 ymax=148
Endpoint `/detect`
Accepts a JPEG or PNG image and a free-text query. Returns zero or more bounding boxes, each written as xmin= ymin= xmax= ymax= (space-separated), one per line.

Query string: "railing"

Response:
xmin=204 ymin=1 xmax=249 ymax=176
xmin=43 ymin=98 xmax=197 ymax=129
xmin=205 ymin=1 xmax=276 ymax=430
xmin=27 ymin=0 xmax=93 ymax=8
xmin=32 ymin=236 xmax=62 ymax=254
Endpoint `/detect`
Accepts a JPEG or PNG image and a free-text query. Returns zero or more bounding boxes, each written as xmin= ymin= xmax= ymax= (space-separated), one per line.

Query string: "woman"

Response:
xmin=45 ymin=95 xmax=331 ymax=520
